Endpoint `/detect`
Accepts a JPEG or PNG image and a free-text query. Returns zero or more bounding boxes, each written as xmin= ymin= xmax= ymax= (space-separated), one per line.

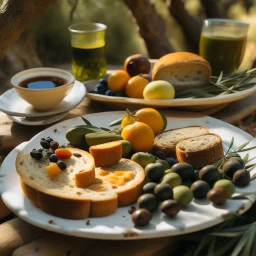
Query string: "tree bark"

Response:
xmin=200 ymin=0 xmax=224 ymax=18
xmin=167 ymin=0 xmax=202 ymax=53
xmin=0 ymin=0 xmax=57 ymax=60
xmin=123 ymin=0 xmax=174 ymax=58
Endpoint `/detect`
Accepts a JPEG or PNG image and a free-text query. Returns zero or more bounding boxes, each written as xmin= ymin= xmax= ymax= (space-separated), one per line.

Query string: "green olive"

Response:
xmin=222 ymin=159 xmax=244 ymax=178
xmin=137 ymin=193 xmax=159 ymax=212
xmin=161 ymin=172 xmax=182 ymax=188
xmin=173 ymin=185 xmax=193 ymax=207
xmin=120 ymin=140 xmax=132 ymax=157
xmin=132 ymin=209 xmax=152 ymax=226
xmin=191 ymin=180 xmax=211 ymax=199
xmin=131 ymin=152 xmax=156 ymax=168
xmin=213 ymin=179 xmax=236 ymax=198
xmin=233 ymin=169 xmax=250 ymax=187
xmin=207 ymin=188 xmax=229 ymax=204
xmin=170 ymin=163 xmax=194 ymax=180
xmin=199 ymin=165 xmax=220 ymax=185
xmin=160 ymin=200 xmax=181 ymax=217
xmin=145 ymin=162 xmax=164 ymax=182
xmin=156 ymin=159 xmax=170 ymax=170
xmin=142 ymin=182 xmax=157 ymax=194
xmin=154 ymin=183 xmax=173 ymax=201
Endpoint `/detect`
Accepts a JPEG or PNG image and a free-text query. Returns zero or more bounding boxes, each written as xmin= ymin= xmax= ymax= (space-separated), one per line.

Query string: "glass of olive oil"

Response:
xmin=199 ymin=19 xmax=249 ymax=76
xmin=68 ymin=23 xmax=107 ymax=81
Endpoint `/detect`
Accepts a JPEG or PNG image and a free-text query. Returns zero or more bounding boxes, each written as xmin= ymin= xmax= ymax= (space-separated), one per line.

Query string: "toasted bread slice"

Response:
xmin=176 ymin=133 xmax=224 ymax=169
xmin=16 ymin=148 xmax=145 ymax=219
xmin=153 ymin=126 xmax=209 ymax=158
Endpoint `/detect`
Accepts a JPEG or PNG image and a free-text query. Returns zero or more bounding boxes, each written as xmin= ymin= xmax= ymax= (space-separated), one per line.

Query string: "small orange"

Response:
xmin=121 ymin=121 xmax=154 ymax=152
xmin=121 ymin=115 xmax=135 ymax=128
xmin=125 ymin=75 xmax=149 ymax=98
xmin=135 ymin=108 xmax=164 ymax=135
xmin=108 ymin=70 xmax=130 ymax=92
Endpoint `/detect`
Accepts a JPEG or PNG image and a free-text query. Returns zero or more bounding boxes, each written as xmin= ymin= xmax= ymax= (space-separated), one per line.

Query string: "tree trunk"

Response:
xmin=123 ymin=0 xmax=174 ymax=58
xmin=0 ymin=0 xmax=57 ymax=60
xmin=167 ymin=0 xmax=202 ymax=53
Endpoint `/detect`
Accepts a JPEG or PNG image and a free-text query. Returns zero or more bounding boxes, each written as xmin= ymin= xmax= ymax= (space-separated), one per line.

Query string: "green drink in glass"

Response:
xmin=199 ymin=19 xmax=249 ymax=76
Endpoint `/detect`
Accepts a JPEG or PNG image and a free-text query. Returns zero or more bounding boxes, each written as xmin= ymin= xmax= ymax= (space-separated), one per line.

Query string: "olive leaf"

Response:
xmin=81 ymin=117 xmax=92 ymax=125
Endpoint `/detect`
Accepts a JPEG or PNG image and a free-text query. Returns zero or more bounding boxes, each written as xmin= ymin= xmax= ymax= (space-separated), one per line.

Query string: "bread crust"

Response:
xmin=176 ymin=133 xmax=224 ymax=169
xmin=153 ymin=126 xmax=209 ymax=158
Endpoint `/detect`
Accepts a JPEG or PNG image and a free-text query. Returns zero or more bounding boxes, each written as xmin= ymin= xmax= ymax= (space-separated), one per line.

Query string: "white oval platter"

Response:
xmin=0 ymin=111 xmax=255 ymax=240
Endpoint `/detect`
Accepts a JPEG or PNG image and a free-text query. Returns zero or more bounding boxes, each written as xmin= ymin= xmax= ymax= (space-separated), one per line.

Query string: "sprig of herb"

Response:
xmin=175 ymin=68 xmax=256 ymax=98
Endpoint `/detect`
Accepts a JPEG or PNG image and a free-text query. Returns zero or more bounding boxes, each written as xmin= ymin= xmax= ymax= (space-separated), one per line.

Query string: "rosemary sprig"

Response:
xmin=175 ymin=68 xmax=256 ymax=98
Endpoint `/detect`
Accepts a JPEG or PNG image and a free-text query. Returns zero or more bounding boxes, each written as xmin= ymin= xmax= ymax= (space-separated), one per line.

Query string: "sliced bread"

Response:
xmin=176 ymin=133 xmax=224 ymax=169
xmin=16 ymin=148 xmax=145 ymax=219
xmin=152 ymin=52 xmax=211 ymax=91
xmin=153 ymin=126 xmax=209 ymax=158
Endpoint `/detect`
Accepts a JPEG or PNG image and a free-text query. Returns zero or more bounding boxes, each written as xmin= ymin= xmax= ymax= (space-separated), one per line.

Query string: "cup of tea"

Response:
xmin=11 ymin=68 xmax=75 ymax=111
xmin=199 ymin=19 xmax=249 ymax=76
xmin=68 ymin=23 xmax=107 ymax=82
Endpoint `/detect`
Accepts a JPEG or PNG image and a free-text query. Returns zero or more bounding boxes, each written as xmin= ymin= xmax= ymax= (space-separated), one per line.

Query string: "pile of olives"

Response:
xmin=130 ymin=151 xmax=251 ymax=227
xmin=30 ymin=137 xmax=67 ymax=170
xmin=90 ymin=77 xmax=127 ymax=97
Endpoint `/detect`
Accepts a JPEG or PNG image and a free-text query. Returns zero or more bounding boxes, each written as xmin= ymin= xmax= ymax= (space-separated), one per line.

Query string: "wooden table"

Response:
xmin=1 ymin=93 xmax=256 ymax=256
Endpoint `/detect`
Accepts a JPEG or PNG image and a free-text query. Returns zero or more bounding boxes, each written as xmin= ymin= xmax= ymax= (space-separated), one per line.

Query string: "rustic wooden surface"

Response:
xmin=1 ymin=89 xmax=256 ymax=255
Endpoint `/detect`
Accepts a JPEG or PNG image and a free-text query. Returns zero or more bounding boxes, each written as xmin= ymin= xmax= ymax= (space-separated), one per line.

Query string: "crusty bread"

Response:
xmin=153 ymin=126 xmax=209 ymax=158
xmin=152 ymin=52 xmax=211 ymax=91
xmin=176 ymin=133 xmax=224 ymax=169
xmin=16 ymin=148 xmax=145 ymax=219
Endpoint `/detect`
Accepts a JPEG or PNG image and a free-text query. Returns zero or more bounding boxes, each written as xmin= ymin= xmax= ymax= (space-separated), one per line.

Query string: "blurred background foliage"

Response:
xmin=2 ymin=0 xmax=256 ymax=70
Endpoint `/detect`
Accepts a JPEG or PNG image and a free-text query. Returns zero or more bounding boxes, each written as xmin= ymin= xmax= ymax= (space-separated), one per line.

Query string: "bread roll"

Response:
xmin=152 ymin=52 xmax=211 ymax=91
xmin=153 ymin=126 xmax=209 ymax=158
xmin=176 ymin=133 xmax=224 ymax=169
xmin=16 ymin=148 xmax=145 ymax=219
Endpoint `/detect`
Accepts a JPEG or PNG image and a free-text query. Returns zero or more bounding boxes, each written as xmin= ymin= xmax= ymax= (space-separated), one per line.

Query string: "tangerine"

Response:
xmin=108 ymin=70 xmax=130 ymax=92
xmin=125 ymin=75 xmax=149 ymax=98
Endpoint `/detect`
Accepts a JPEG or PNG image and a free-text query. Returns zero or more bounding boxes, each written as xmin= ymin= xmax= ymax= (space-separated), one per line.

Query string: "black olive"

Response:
xmin=128 ymin=206 xmax=136 ymax=214
xmin=49 ymin=154 xmax=59 ymax=163
xmin=229 ymin=157 xmax=245 ymax=168
xmin=142 ymin=182 xmax=157 ymax=194
xmin=170 ymin=163 xmax=194 ymax=180
xmin=57 ymin=160 xmax=67 ymax=170
xmin=190 ymin=171 xmax=200 ymax=182
xmin=99 ymin=78 xmax=108 ymax=87
xmin=222 ymin=159 xmax=243 ymax=178
xmin=199 ymin=165 xmax=220 ymax=185
xmin=30 ymin=150 xmax=43 ymax=160
xmin=207 ymin=188 xmax=229 ymax=204
xmin=227 ymin=152 xmax=241 ymax=159
xmin=191 ymin=180 xmax=211 ymax=199
xmin=46 ymin=137 xmax=54 ymax=144
xmin=132 ymin=209 xmax=152 ymax=227
xmin=40 ymin=140 xmax=50 ymax=149
xmin=96 ymin=83 xmax=107 ymax=94
xmin=145 ymin=163 xmax=164 ymax=182
xmin=50 ymin=141 xmax=59 ymax=150
xmin=154 ymin=183 xmax=173 ymax=201
xmin=137 ymin=193 xmax=159 ymax=212
xmin=164 ymin=157 xmax=178 ymax=168
xmin=160 ymin=200 xmax=181 ymax=217
xmin=233 ymin=169 xmax=250 ymax=187
xmin=47 ymin=149 xmax=54 ymax=157
xmin=154 ymin=151 xmax=166 ymax=159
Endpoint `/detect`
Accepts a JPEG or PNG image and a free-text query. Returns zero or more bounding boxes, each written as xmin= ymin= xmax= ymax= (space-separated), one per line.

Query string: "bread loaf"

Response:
xmin=16 ymin=148 xmax=145 ymax=219
xmin=176 ymin=133 xmax=224 ymax=169
xmin=153 ymin=126 xmax=209 ymax=158
xmin=152 ymin=52 xmax=211 ymax=91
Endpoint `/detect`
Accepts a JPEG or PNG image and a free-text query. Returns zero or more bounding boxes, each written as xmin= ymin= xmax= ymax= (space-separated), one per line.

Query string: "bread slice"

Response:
xmin=153 ymin=126 xmax=209 ymax=158
xmin=176 ymin=133 xmax=224 ymax=169
xmin=16 ymin=148 xmax=145 ymax=219
xmin=152 ymin=52 xmax=211 ymax=91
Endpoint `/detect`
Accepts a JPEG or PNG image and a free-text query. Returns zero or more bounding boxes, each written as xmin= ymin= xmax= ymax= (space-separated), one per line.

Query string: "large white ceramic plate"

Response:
xmin=84 ymin=78 xmax=256 ymax=109
xmin=0 ymin=111 xmax=256 ymax=240
xmin=0 ymin=80 xmax=86 ymax=117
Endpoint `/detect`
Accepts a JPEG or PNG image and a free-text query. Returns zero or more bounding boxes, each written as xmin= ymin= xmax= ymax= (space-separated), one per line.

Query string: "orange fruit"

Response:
xmin=121 ymin=121 xmax=154 ymax=152
xmin=108 ymin=70 xmax=130 ymax=92
xmin=125 ymin=75 xmax=149 ymax=98
xmin=121 ymin=115 xmax=135 ymax=128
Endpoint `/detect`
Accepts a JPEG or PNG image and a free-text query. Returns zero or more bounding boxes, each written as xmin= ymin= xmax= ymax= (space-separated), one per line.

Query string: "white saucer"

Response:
xmin=8 ymin=112 xmax=69 ymax=126
xmin=0 ymin=80 xmax=86 ymax=118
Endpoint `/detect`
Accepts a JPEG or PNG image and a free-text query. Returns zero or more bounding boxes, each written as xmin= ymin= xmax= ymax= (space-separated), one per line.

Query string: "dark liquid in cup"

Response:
xmin=71 ymin=46 xmax=107 ymax=81
xmin=19 ymin=76 xmax=68 ymax=89
xmin=199 ymin=35 xmax=247 ymax=76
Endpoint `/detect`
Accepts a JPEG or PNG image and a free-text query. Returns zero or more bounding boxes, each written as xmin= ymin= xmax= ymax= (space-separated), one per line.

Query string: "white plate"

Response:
xmin=8 ymin=112 xmax=69 ymax=126
xmin=84 ymin=79 xmax=256 ymax=109
xmin=0 ymin=80 xmax=86 ymax=117
xmin=0 ymin=111 xmax=256 ymax=240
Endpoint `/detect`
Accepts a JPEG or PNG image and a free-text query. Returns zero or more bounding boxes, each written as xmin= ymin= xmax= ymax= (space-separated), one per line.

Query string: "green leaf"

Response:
xmin=243 ymin=224 xmax=256 ymax=256
xmin=243 ymin=153 xmax=249 ymax=164
xmin=210 ymin=237 xmax=240 ymax=256
xmin=225 ymin=137 xmax=234 ymax=156
xmin=250 ymin=173 xmax=256 ymax=181
xmin=247 ymin=164 xmax=256 ymax=172
xmin=236 ymin=146 xmax=256 ymax=153
xmin=235 ymin=141 xmax=250 ymax=151
xmin=230 ymin=229 xmax=251 ymax=256
xmin=81 ymin=117 xmax=92 ymax=125
xmin=108 ymin=117 xmax=123 ymax=127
